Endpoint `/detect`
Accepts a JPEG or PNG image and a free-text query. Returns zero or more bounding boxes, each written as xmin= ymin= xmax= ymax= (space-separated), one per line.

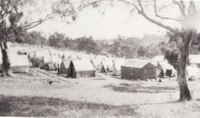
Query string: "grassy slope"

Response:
xmin=0 ymin=69 xmax=200 ymax=117
xmin=0 ymin=95 xmax=137 ymax=117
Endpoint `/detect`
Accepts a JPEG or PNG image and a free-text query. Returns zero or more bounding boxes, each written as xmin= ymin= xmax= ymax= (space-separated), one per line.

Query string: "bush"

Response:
xmin=30 ymin=57 xmax=44 ymax=68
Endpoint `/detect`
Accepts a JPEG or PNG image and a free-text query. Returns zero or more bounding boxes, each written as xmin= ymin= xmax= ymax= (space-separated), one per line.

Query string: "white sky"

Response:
xmin=29 ymin=2 xmax=167 ymax=39
xmin=29 ymin=0 xmax=200 ymax=39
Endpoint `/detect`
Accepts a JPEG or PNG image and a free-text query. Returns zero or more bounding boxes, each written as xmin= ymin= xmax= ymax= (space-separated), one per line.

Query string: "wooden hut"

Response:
xmin=121 ymin=60 xmax=157 ymax=80
xmin=67 ymin=59 xmax=96 ymax=78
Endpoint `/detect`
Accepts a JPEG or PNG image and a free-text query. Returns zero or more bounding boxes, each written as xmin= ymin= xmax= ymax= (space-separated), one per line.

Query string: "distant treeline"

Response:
xmin=18 ymin=31 xmax=200 ymax=59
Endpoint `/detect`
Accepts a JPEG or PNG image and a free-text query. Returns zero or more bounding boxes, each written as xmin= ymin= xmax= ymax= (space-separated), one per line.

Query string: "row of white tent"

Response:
xmin=60 ymin=56 xmax=126 ymax=76
xmin=23 ymin=46 xmax=126 ymax=74
xmin=11 ymin=44 xmax=176 ymax=77
xmin=9 ymin=43 xmax=200 ymax=79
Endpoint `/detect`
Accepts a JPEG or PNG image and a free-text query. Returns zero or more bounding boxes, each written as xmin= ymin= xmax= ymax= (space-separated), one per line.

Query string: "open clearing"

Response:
xmin=1 ymin=68 xmax=200 ymax=118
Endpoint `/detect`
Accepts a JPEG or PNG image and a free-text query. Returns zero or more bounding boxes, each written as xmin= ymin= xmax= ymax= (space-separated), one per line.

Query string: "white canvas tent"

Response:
xmin=112 ymin=58 xmax=126 ymax=75
xmin=0 ymin=44 xmax=30 ymax=73
xmin=67 ymin=59 xmax=96 ymax=78
xmin=91 ymin=56 xmax=105 ymax=70
xmin=9 ymin=47 xmax=30 ymax=73
xmin=51 ymin=55 xmax=62 ymax=65
xmin=10 ymin=55 xmax=31 ymax=73
xmin=43 ymin=50 xmax=52 ymax=63
xmin=187 ymin=66 xmax=200 ymax=79
xmin=72 ymin=59 xmax=95 ymax=72
xmin=189 ymin=55 xmax=200 ymax=67
xmin=60 ymin=59 xmax=71 ymax=75
xmin=96 ymin=57 xmax=113 ymax=72
xmin=151 ymin=55 xmax=176 ymax=77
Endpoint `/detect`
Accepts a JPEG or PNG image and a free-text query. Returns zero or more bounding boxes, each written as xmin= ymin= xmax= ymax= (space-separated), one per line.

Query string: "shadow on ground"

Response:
xmin=104 ymin=83 xmax=178 ymax=93
xmin=0 ymin=95 xmax=137 ymax=117
xmin=92 ymin=78 xmax=106 ymax=80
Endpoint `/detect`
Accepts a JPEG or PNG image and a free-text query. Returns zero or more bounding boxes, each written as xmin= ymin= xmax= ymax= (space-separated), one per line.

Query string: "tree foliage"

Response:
xmin=22 ymin=32 xmax=162 ymax=58
xmin=23 ymin=31 xmax=48 ymax=46
xmin=49 ymin=32 xmax=65 ymax=48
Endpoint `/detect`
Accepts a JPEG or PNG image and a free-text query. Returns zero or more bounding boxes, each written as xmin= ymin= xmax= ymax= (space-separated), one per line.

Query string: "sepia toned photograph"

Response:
xmin=0 ymin=0 xmax=200 ymax=117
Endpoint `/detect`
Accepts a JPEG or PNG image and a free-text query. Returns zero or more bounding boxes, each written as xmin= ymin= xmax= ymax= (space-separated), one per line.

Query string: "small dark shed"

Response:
xmin=121 ymin=60 xmax=157 ymax=80
xmin=67 ymin=59 xmax=96 ymax=78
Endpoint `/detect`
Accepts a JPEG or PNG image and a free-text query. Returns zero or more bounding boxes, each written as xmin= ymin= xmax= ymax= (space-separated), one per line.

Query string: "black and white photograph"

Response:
xmin=0 ymin=0 xmax=200 ymax=117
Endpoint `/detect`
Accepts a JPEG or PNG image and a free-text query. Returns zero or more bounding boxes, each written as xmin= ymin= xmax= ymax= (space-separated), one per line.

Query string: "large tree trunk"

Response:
xmin=1 ymin=42 xmax=12 ymax=77
xmin=177 ymin=65 xmax=191 ymax=101
xmin=176 ymin=30 xmax=194 ymax=101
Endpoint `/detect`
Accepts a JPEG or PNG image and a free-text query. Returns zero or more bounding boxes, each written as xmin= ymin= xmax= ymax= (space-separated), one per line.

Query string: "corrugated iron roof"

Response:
xmin=122 ymin=60 xmax=150 ymax=68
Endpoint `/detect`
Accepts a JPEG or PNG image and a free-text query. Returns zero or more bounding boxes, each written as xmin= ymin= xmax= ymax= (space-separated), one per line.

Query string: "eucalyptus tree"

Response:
xmin=0 ymin=0 xmax=76 ymax=76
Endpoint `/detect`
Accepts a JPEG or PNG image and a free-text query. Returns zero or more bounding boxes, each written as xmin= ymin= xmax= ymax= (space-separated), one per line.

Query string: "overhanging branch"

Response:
xmin=23 ymin=13 xmax=55 ymax=30
xmin=154 ymin=0 xmax=181 ymax=22
xmin=136 ymin=0 xmax=179 ymax=34
xmin=79 ymin=0 xmax=179 ymax=34
xmin=173 ymin=0 xmax=187 ymax=19
xmin=79 ymin=0 xmax=105 ymax=11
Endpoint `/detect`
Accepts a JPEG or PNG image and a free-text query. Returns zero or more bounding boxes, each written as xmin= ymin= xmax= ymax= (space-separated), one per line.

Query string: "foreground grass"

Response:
xmin=1 ymin=95 xmax=200 ymax=118
xmin=0 ymin=72 xmax=200 ymax=118
xmin=0 ymin=95 xmax=137 ymax=118
xmin=136 ymin=100 xmax=200 ymax=118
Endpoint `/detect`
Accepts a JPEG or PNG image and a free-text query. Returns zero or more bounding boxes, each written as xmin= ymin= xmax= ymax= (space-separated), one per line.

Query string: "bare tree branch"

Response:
xmin=153 ymin=0 xmax=181 ymax=22
xmin=180 ymin=1 xmax=186 ymax=12
xmin=136 ymin=0 xmax=179 ymax=34
xmin=24 ymin=20 xmax=44 ymax=30
xmin=173 ymin=0 xmax=187 ymax=19
xmin=79 ymin=0 xmax=105 ymax=11
xmin=158 ymin=3 xmax=175 ymax=12
xmin=79 ymin=0 xmax=179 ymax=34
xmin=23 ymin=13 xmax=55 ymax=30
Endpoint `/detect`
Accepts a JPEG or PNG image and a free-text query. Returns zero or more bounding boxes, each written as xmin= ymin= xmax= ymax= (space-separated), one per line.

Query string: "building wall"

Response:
xmin=121 ymin=66 xmax=141 ymax=80
xmin=121 ymin=64 xmax=157 ymax=80
xmin=121 ymin=66 xmax=129 ymax=79
xmin=141 ymin=64 xmax=157 ymax=79
xmin=76 ymin=71 xmax=96 ymax=78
